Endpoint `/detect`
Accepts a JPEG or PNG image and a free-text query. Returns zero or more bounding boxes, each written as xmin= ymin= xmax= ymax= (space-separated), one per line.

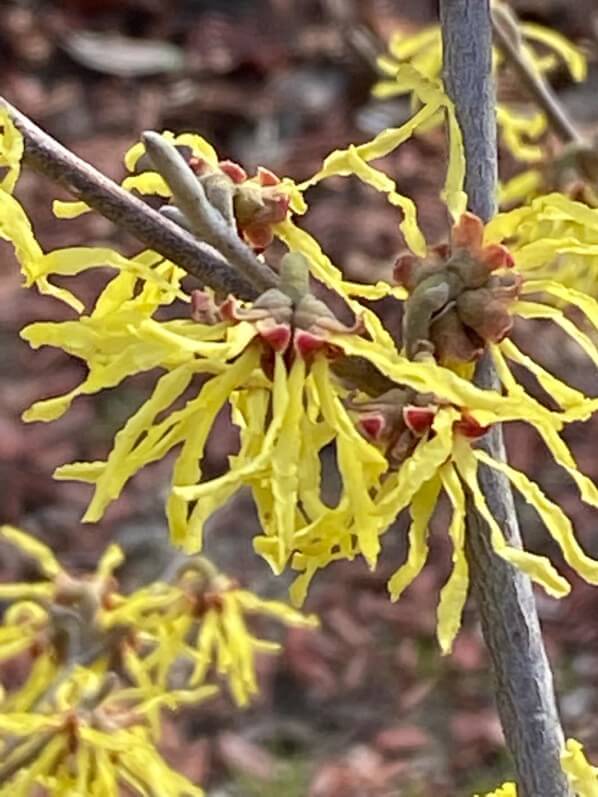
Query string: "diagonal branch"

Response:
xmin=0 ymin=97 xmax=266 ymax=301
xmin=491 ymin=3 xmax=582 ymax=146
xmin=0 ymin=98 xmax=392 ymax=397
xmin=439 ymin=2 xmax=572 ymax=796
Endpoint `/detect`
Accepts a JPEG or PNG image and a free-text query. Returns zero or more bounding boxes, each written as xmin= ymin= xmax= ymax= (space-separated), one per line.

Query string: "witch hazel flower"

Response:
xmin=396 ymin=211 xmax=598 ymax=422
xmin=397 ymin=211 xmax=520 ymax=364
xmin=187 ymin=156 xmax=290 ymax=250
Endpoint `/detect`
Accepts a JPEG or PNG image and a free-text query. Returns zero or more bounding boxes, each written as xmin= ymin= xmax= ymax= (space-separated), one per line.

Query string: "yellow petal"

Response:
xmin=167 ymin=346 xmax=261 ymax=549
xmin=499 ymin=170 xmax=544 ymax=207
xmin=561 ymin=738 xmax=598 ymax=796
xmin=496 ymin=339 xmax=591 ymax=413
xmin=496 ymin=106 xmax=546 ymax=163
xmin=452 ymin=438 xmax=570 ymax=598
xmin=521 ymin=22 xmax=587 ymax=81
xmin=522 ymin=279 xmax=598 ymax=331
xmin=514 ymin=299 xmax=598 ymax=368
xmin=0 ymin=190 xmax=44 ymax=272
xmin=122 ymin=172 xmax=171 ymax=197
xmin=0 ymin=525 xmax=61 ymax=578
xmin=329 ymin=333 xmax=554 ymax=425
xmin=475 ymin=449 xmax=598 ymax=585
xmin=444 ymin=103 xmax=467 ymax=219
xmin=52 ymin=199 xmax=91 ymax=218
xmin=533 ymin=418 xmax=598 ymax=508
xmin=81 ymin=365 xmax=195 ymax=522
xmin=375 ymin=406 xmax=458 ymax=531
xmin=302 ymin=144 xmax=427 ymax=256
xmin=387 ymin=476 xmax=441 ymax=601
xmin=388 ymin=26 xmax=441 ymax=62
xmin=96 ymin=544 xmax=125 ymax=581
xmin=123 ymin=129 xmax=218 ymax=172
xmin=437 ymin=463 xmax=469 ymax=654
xmin=0 ymin=107 xmax=24 ymax=192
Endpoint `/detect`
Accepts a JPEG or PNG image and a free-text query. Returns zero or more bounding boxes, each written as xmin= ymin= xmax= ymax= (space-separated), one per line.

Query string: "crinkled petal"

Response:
xmin=475 ymin=449 xmax=598 ymax=585
xmin=452 ymin=438 xmax=570 ymax=598
xmin=437 ymin=463 xmax=469 ymax=654
xmin=0 ymin=525 xmax=61 ymax=578
xmin=387 ymin=476 xmax=441 ymax=600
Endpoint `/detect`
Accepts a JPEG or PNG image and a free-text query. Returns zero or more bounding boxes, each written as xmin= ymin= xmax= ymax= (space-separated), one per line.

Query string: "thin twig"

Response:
xmin=0 ymin=98 xmax=261 ymax=300
xmin=439 ymin=2 xmax=572 ymax=796
xmin=142 ymin=131 xmax=278 ymax=292
xmin=491 ymin=3 xmax=582 ymax=145
xmin=0 ymin=99 xmax=391 ymax=397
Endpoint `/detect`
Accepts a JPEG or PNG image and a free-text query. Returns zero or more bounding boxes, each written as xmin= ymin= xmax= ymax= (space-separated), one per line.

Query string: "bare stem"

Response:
xmin=491 ymin=3 xmax=582 ymax=145
xmin=439 ymin=2 xmax=572 ymax=795
xmin=0 ymin=98 xmax=392 ymax=397
xmin=0 ymin=97 xmax=262 ymax=300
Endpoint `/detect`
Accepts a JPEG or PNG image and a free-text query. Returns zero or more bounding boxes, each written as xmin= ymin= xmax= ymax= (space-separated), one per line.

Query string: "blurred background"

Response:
xmin=1 ymin=1 xmax=598 ymax=794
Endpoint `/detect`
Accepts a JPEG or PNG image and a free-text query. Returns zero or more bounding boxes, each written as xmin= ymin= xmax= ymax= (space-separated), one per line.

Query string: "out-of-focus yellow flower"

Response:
xmin=374 ymin=4 xmax=586 ymax=164
xmin=0 ymin=526 xmax=313 ymax=713
xmin=158 ymin=567 xmax=318 ymax=707
xmin=562 ymin=738 xmax=598 ymax=796
xmin=487 ymin=192 xmax=598 ymax=296
xmin=0 ymin=670 xmax=212 ymax=797
xmin=109 ymin=557 xmax=317 ymax=707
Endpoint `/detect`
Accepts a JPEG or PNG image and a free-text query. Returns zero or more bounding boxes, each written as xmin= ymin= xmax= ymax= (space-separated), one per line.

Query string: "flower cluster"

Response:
xmin=2 ymin=91 xmax=597 ymax=656
xmin=0 ymin=525 xmax=315 ymax=793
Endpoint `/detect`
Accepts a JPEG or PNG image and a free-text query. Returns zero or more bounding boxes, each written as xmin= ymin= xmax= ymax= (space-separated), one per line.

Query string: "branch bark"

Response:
xmin=439 ymin=2 xmax=572 ymax=795
xmin=0 ymin=98 xmax=264 ymax=301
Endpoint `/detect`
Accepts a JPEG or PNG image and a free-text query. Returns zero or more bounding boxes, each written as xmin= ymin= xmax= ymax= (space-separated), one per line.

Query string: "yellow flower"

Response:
xmin=0 ymin=670 xmax=212 ymax=797
xmin=172 ymin=568 xmax=318 ymax=707
xmin=20 ymin=252 xmax=410 ymax=567
xmin=562 ymin=738 xmax=598 ymax=797
xmin=394 ymin=211 xmax=598 ymax=425
xmin=487 ymin=192 xmax=598 ymax=296
xmin=289 ymin=397 xmax=598 ymax=653
xmin=373 ymin=4 xmax=586 ymax=164
xmin=119 ymin=558 xmax=317 ymax=707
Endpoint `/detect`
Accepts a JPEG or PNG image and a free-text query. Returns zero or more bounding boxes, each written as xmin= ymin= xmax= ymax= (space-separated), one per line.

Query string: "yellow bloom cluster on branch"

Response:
xmin=0 ymin=525 xmax=315 ymax=793
xmin=1 ymin=58 xmax=597 ymax=662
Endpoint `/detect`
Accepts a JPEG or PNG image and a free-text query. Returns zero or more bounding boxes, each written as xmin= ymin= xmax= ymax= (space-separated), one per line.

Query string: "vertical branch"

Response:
xmin=439 ymin=2 xmax=572 ymax=796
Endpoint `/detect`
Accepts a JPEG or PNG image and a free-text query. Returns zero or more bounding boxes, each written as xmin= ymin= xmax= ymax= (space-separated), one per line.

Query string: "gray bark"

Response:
xmin=439 ymin=2 xmax=572 ymax=795
xmin=0 ymin=98 xmax=263 ymax=300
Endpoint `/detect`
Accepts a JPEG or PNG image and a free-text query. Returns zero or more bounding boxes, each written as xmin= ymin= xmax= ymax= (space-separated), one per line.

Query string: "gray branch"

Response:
xmin=0 ymin=98 xmax=261 ymax=301
xmin=439 ymin=2 xmax=572 ymax=795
